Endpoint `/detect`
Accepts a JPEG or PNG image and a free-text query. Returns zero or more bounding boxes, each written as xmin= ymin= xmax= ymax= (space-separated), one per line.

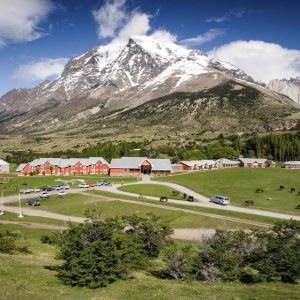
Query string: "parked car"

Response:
xmin=26 ymin=199 xmax=40 ymax=206
xmin=39 ymin=192 xmax=50 ymax=198
xmin=96 ymin=180 xmax=105 ymax=186
xmin=61 ymin=184 xmax=70 ymax=190
xmin=187 ymin=196 xmax=194 ymax=202
xmin=160 ymin=196 xmax=168 ymax=202
xmin=31 ymin=188 xmax=41 ymax=192
xmin=58 ymin=190 xmax=67 ymax=196
xmin=79 ymin=183 xmax=89 ymax=188
xmin=53 ymin=185 xmax=63 ymax=191
xmin=102 ymin=181 xmax=111 ymax=186
xmin=87 ymin=182 xmax=95 ymax=187
xmin=211 ymin=195 xmax=230 ymax=205
xmin=41 ymin=186 xmax=53 ymax=191
xmin=20 ymin=188 xmax=31 ymax=194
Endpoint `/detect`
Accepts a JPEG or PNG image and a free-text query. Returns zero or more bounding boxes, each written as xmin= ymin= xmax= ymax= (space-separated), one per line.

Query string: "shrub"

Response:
xmin=162 ymin=244 xmax=194 ymax=280
xmin=0 ymin=230 xmax=29 ymax=254
xmin=55 ymin=212 xmax=172 ymax=288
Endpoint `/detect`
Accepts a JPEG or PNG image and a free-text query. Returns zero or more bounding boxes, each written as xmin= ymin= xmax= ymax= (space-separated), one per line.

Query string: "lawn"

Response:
xmin=88 ymin=190 xmax=282 ymax=225
xmin=119 ymin=183 xmax=185 ymax=199
xmin=0 ymin=224 xmax=299 ymax=300
xmin=155 ymin=168 xmax=300 ymax=215
xmin=0 ymin=212 xmax=66 ymax=226
xmin=6 ymin=193 xmax=258 ymax=230
xmin=0 ymin=175 xmax=138 ymax=196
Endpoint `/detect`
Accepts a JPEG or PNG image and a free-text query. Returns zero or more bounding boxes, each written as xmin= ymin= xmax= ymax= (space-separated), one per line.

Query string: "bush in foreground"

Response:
xmin=189 ymin=220 xmax=300 ymax=284
xmin=54 ymin=212 xmax=172 ymax=288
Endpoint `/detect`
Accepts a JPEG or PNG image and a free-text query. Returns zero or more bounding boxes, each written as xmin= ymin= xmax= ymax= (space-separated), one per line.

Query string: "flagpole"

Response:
xmin=0 ymin=191 xmax=4 ymax=215
xmin=18 ymin=193 xmax=24 ymax=218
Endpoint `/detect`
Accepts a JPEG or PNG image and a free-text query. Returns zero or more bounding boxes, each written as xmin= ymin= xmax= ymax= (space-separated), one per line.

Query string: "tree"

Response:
xmin=162 ymin=244 xmax=195 ymax=279
xmin=0 ymin=230 xmax=29 ymax=254
xmin=54 ymin=212 xmax=173 ymax=288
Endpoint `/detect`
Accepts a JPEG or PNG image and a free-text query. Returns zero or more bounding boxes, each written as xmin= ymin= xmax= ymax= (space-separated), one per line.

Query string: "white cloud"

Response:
xmin=206 ymin=9 xmax=245 ymax=23
xmin=93 ymin=0 xmax=176 ymax=44
xmin=13 ymin=58 xmax=68 ymax=82
xmin=180 ymin=29 xmax=224 ymax=47
xmin=115 ymin=12 xmax=150 ymax=41
xmin=0 ymin=0 xmax=54 ymax=47
xmin=150 ymin=29 xmax=177 ymax=43
xmin=211 ymin=40 xmax=300 ymax=83
xmin=92 ymin=0 xmax=127 ymax=39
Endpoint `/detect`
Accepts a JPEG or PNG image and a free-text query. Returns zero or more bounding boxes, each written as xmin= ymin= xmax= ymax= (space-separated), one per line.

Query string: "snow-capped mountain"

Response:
xmin=268 ymin=77 xmax=300 ymax=104
xmin=0 ymin=35 xmax=298 ymax=133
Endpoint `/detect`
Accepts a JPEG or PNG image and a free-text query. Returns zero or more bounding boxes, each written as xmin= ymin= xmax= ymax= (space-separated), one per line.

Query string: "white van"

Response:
xmin=211 ymin=195 xmax=230 ymax=205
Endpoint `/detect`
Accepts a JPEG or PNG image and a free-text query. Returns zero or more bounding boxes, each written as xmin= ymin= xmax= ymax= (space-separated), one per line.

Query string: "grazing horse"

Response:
xmin=244 ymin=200 xmax=254 ymax=206
xmin=256 ymin=187 xmax=264 ymax=193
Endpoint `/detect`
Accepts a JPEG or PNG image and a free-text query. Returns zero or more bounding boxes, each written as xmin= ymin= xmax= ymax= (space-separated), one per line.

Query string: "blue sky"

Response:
xmin=0 ymin=0 xmax=300 ymax=96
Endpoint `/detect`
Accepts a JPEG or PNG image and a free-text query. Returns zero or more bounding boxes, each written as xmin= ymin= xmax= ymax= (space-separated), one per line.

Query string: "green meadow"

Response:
xmin=119 ymin=183 xmax=185 ymax=199
xmin=6 ymin=193 xmax=256 ymax=230
xmin=0 ymin=224 xmax=299 ymax=300
xmin=155 ymin=168 xmax=300 ymax=215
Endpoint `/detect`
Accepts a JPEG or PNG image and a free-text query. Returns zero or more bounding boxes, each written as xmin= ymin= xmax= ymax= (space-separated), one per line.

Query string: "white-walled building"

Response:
xmin=283 ymin=161 xmax=300 ymax=169
xmin=0 ymin=159 xmax=9 ymax=174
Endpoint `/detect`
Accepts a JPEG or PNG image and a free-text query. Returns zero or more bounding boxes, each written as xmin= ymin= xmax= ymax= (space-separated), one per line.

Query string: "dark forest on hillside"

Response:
xmin=5 ymin=132 xmax=300 ymax=165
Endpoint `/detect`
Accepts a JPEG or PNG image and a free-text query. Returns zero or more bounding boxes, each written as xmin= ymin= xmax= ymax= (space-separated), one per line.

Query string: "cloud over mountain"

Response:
xmin=13 ymin=58 xmax=68 ymax=82
xmin=211 ymin=40 xmax=300 ymax=83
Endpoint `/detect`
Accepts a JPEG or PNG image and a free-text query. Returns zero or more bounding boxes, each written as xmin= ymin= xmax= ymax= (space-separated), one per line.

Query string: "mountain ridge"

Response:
xmin=0 ymin=35 xmax=299 ymax=135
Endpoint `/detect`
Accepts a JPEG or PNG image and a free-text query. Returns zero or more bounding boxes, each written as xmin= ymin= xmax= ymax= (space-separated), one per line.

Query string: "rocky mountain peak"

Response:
xmin=268 ymin=76 xmax=300 ymax=104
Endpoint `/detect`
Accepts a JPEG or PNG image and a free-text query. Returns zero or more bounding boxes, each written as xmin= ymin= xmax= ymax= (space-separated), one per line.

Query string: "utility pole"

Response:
xmin=18 ymin=193 xmax=24 ymax=218
xmin=0 ymin=190 xmax=4 ymax=215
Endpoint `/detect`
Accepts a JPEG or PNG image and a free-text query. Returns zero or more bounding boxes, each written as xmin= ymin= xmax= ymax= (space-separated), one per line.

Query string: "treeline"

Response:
xmin=5 ymin=132 xmax=300 ymax=164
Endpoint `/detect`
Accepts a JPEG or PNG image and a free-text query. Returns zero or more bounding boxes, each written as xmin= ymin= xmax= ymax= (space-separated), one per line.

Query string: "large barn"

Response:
xmin=109 ymin=157 xmax=172 ymax=176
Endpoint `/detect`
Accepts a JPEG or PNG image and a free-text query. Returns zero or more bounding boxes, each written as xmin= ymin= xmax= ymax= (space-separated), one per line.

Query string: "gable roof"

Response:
xmin=217 ymin=158 xmax=240 ymax=165
xmin=180 ymin=160 xmax=216 ymax=167
xmin=0 ymin=159 xmax=9 ymax=165
xmin=239 ymin=158 xmax=267 ymax=164
xmin=110 ymin=157 xmax=147 ymax=169
xmin=147 ymin=159 xmax=172 ymax=171
xmin=16 ymin=163 xmax=26 ymax=172
xmin=27 ymin=157 xmax=109 ymax=168
xmin=109 ymin=157 xmax=172 ymax=171
xmin=284 ymin=161 xmax=300 ymax=165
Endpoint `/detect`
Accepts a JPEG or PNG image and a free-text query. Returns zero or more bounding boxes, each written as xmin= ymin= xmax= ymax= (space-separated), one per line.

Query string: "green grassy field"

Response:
xmin=88 ymin=190 xmax=282 ymax=225
xmin=155 ymin=168 xmax=300 ymax=215
xmin=0 ymin=212 xmax=66 ymax=226
xmin=0 ymin=175 xmax=138 ymax=196
xmin=6 ymin=193 xmax=258 ymax=230
xmin=0 ymin=224 xmax=299 ymax=300
xmin=119 ymin=183 xmax=185 ymax=199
